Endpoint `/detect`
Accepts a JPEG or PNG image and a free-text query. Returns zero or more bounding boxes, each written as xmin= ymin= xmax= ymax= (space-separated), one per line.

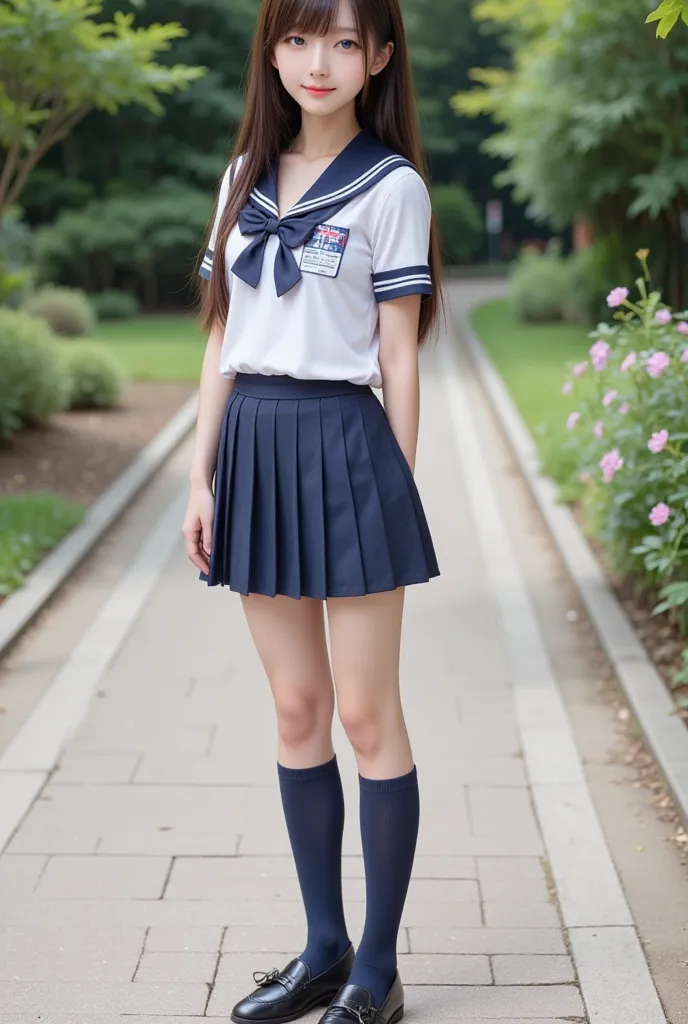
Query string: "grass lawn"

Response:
xmin=0 ymin=493 xmax=85 ymax=599
xmin=471 ymin=297 xmax=594 ymax=484
xmin=92 ymin=314 xmax=206 ymax=381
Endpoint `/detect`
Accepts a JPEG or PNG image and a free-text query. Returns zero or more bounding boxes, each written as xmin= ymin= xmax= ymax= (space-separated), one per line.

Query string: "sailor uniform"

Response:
xmin=198 ymin=129 xmax=440 ymax=599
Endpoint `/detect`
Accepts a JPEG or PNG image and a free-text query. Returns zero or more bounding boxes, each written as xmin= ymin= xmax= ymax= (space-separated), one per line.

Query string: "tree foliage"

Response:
xmin=647 ymin=0 xmax=688 ymax=37
xmin=455 ymin=0 xmax=688 ymax=301
xmin=0 ymin=0 xmax=204 ymax=216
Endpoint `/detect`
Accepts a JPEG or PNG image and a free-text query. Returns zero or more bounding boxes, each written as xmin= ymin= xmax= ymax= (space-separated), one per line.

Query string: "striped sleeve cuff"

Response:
xmin=199 ymin=247 xmax=213 ymax=280
xmin=372 ymin=265 xmax=433 ymax=302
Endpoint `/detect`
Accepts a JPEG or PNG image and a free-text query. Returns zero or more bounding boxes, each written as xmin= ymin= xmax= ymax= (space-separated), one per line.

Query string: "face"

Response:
xmin=271 ymin=0 xmax=393 ymax=118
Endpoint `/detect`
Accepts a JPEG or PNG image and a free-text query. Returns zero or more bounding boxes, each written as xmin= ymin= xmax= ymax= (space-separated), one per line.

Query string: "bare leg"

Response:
xmin=240 ymin=593 xmax=335 ymax=768
xmin=326 ymin=588 xmax=419 ymax=1007
xmin=240 ymin=593 xmax=351 ymax=973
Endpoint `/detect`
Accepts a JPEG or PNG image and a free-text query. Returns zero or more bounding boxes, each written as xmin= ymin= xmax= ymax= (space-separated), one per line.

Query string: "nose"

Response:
xmin=308 ymin=40 xmax=330 ymax=78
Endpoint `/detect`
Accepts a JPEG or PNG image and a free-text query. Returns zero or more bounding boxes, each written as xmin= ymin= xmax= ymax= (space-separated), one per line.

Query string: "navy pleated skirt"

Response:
xmin=199 ymin=373 xmax=440 ymax=600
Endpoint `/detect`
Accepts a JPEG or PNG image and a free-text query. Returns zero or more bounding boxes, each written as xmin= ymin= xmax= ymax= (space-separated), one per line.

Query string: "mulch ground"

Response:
xmin=0 ymin=381 xmax=197 ymax=509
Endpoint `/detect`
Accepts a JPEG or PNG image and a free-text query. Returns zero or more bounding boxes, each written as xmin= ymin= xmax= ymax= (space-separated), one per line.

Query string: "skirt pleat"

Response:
xmin=274 ymin=399 xmax=301 ymax=597
xmin=200 ymin=374 xmax=440 ymax=600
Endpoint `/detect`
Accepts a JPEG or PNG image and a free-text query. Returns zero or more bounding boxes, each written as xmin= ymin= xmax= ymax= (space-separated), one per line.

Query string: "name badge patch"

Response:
xmin=300 ymin=224 xmax=349 ymax=278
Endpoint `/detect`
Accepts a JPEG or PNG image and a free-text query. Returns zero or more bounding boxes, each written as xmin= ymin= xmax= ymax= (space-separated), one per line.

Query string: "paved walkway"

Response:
xmin=0 ymin=281 xmax=686 ymax=1023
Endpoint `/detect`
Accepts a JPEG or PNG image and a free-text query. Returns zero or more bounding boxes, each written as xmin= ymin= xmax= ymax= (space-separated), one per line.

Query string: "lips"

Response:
xmin=303 ymin=86 xmax=336 ymax=95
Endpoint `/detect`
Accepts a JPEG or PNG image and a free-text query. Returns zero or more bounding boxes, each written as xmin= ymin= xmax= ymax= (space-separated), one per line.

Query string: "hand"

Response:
xmin=182 ymin=484 xmax=215 ymax=574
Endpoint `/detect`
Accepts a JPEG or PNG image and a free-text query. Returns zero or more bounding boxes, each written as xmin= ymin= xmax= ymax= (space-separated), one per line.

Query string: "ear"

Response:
xmin=370 ymin=41 xmax=394 ymax=76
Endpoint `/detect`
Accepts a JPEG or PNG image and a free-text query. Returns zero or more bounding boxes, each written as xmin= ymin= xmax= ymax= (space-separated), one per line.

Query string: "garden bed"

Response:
xmin=471 ymin=296 xmax=688 ymax=727
xmin=0 ymin=380 xmax=196 ymax=508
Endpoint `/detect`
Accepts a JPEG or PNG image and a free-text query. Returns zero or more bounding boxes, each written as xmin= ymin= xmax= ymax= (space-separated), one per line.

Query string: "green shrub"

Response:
xmin=89 ymin=289 xmax=141 ymax=320
xmin=431 ymin=184 xmax=483 ymax=265
xmin=61 ymin=343 xmax=127 ymax=410
xmin=23 ymin=286 xmax=96 ymax=338
xmin=563 ymin=238 xmax=636 ymax=326
xmin=0 ymin=310 xmax=70 ymax=441
xmin=510 ymin=242 xmax=571 ymax=323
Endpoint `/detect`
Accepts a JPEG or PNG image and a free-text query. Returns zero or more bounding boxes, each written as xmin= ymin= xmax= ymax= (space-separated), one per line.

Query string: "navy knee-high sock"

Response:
xmin=349 ymin=766 xmax=420 ymax=1006
xmin=277 ymin=756 xmax=351 ymax=976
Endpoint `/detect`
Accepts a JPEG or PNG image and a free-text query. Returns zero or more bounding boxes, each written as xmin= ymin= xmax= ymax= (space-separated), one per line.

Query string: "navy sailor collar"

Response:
xmin=231 ymin=130 xmax=414 ymax=297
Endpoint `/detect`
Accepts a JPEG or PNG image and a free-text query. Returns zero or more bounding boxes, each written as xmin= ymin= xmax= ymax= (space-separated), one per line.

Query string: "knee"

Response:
xmin=273 ymin=684 xmax=333 ymax=749
xmin=337 ymin=694 xmax=386 ymax=760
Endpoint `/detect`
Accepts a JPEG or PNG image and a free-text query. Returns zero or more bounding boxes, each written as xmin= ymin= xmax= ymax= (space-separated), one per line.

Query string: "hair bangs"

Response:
xmin=266 ymin=0 xmax=370 ymax=47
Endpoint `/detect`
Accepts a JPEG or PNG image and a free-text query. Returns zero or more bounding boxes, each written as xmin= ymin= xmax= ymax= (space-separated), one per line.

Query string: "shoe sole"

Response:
xmin=389 ymin=1007 xmax=404 ymax=1024
xmin=230 ymin=991 xmax=336 ymax=1024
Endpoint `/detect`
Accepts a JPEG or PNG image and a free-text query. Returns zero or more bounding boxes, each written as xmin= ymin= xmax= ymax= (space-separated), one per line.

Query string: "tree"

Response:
xmin=0 ymin=0 xmax=205 ymax=217
xmin=455 ymin=0 xmax=688 ymax=302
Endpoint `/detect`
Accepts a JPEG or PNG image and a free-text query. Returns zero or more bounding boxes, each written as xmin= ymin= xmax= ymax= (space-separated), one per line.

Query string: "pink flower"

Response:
xmin=646 ymin=352 xmax=670 ymax=378
xmin=590 ymin=340 xmax=610 ymax=372
xmin=648 ymin=429 xmax=669 ymax=453
xmin=677 ymin=321 xmax=688 ymax=335
xmin=594 ymin=419 xmax=605 ymax=439
xmin=619 ymin=402 xmax=630 ymax=415
xmin=681 ymin=348 xmax=688 ymax=363
xmin=621 ymin=352 xmax=636 ymax=372
xmin=607 ymin=287 xmax=628 ymax=308
xmin=573 ymin=361 xmax=588 ymax=376
xmin=649 ymin=503 xmax=670 ymax=527
xmin=655 ymin=309 xmax=672 ymax=325
xmin=602 ymin=390 xmax=617 ymax=407
xmin=561 ymin=381 xmax=573 ymax=395
xmin=567 ymin=411 xmax=581 ymax=430
xmin=600 ymin=448 xmax=623 ymax=482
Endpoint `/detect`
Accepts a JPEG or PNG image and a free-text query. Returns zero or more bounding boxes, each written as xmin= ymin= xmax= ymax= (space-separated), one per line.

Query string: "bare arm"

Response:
xmin=378 ymin=294 xmax=422 ymax=475
xmin=183 ymin=321 xmax=234 ymax=573
xmin=189 ymin=321 xmax=235 ymax=490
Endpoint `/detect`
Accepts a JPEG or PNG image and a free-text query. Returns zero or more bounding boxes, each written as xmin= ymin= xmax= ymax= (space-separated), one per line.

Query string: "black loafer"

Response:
xmin=318 ymin=972 xmax=404 ymax=1024
xmin=230 ymin=944 xmax=355 ymax=1024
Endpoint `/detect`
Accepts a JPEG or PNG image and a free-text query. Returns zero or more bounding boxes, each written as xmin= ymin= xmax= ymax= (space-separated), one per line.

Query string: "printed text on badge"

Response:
xmin=300 ymin=224 xmax=350 ymax=278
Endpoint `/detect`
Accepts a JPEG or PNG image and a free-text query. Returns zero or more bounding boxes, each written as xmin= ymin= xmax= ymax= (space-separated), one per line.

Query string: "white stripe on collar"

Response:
xmin=287 ymin=155 xmax=409 ymax=217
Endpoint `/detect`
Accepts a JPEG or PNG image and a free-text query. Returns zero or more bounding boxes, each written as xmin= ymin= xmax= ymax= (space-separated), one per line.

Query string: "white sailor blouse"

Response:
xmin=200 ymin=129 xmax=433 ymax=389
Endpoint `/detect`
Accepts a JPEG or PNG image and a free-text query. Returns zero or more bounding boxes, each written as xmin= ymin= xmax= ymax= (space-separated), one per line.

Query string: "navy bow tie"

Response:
xmin=231 ymin=199 xmax=347 ymax=298
xmin=228 ymin=132 xmax=414 ymax=297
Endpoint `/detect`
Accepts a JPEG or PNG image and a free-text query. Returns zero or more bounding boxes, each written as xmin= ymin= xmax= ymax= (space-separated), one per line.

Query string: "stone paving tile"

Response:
xmin=34 ymin=855 xmax=171 ymax=899
xmin=0 ymin=855 xmax=47 ymax=896
xmin=53 ymin=753 xmax=140 ymax=784
xmin=221 ymin=925 xmax=410 ymax=955
xmin=146 ymin=926 xmax=224 ymax=953
xmin=467 ymin=789 xmax=543 ymax=850
xmin=396 ymin=953 xmax=492 ymax=985
xmin=408 ymin=928 xmax=567 ymax=955
xmin=482 ymin=902 xmax=560 ymax=929
xmin=134 ymin=951 xmax=218 ymax=984
xmin=0 ymin=982 xmax=208 ymax=1015
xmin=491 ymin=954 xmax=576 ymax=985
xmin=402 ymin=985 xmax=584 ymax=1019
xmin=67 ymin=721 xmax=217 ymax=755
xmin=0 ymin=948 xmax=142 ymax=984
xmin=0 ymin=921 xmax=146 ymax=957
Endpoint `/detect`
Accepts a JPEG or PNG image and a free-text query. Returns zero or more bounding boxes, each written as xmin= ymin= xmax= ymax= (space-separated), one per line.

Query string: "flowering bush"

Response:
xmin=559 ymin=250 xmax=688 ymax=673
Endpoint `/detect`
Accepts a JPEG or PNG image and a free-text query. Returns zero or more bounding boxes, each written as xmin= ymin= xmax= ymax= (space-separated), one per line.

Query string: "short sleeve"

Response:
xmin=371 ymin=171 xmax=433 ymax=302
xmin=199 ymin=159 xmax=237 ymax=281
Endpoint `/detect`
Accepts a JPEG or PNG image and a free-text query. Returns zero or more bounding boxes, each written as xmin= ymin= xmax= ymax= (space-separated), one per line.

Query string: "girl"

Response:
xmin=183 ymin=1 xmax=442 ymax=1021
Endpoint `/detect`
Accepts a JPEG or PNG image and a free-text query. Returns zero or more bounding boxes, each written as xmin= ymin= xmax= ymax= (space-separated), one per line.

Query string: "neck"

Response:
xmin=291 ymin=105 xmax=361 ymax=160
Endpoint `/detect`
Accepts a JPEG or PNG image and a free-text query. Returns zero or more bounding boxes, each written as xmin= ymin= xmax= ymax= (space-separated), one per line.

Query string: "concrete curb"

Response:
xmin=0 ymin=390 xmax=199 ymax=660
xmin=452 ymin=293 xmax=688 ymax=832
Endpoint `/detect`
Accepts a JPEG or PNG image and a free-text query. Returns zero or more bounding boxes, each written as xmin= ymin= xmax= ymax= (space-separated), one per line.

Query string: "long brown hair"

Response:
xmin=198 ymin=0 xmax=443 ymax=346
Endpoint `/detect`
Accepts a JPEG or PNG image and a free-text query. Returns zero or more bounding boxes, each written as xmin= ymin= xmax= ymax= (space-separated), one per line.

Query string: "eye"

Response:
xmin=286 ymin=35 xmax=306 ymax=46
xmin=337 ymin=38 xmax=359 ymax=50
